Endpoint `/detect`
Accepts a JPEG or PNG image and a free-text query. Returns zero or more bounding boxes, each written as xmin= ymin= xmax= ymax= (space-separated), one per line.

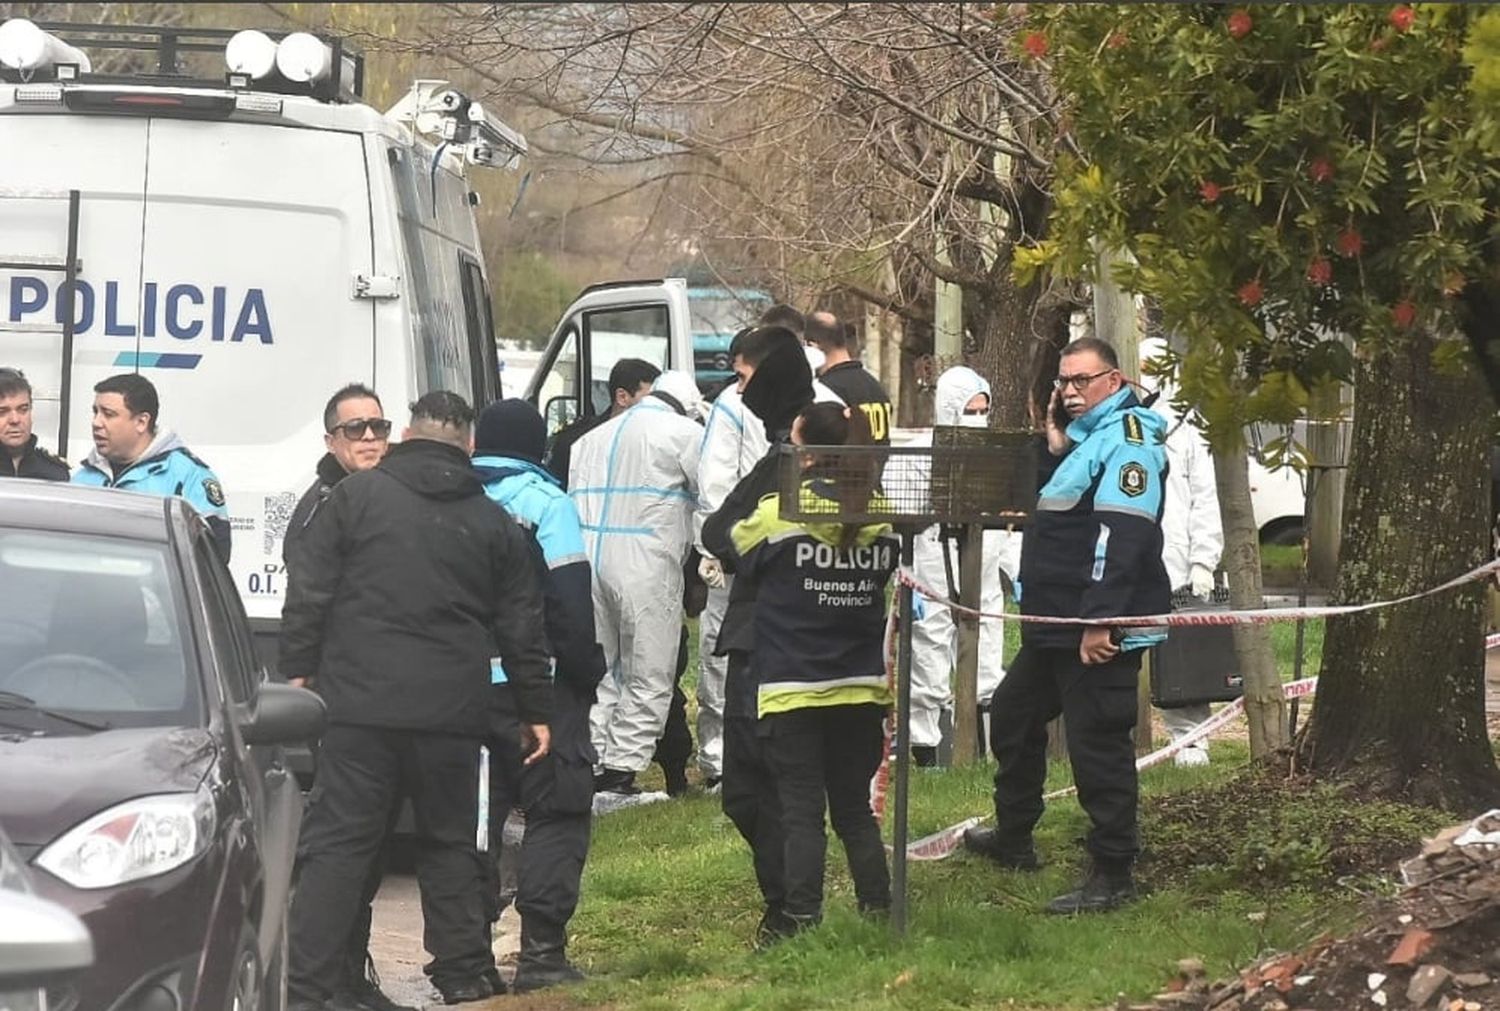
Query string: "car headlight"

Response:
xmin=35 ymin=786 xmax=215 ymax=889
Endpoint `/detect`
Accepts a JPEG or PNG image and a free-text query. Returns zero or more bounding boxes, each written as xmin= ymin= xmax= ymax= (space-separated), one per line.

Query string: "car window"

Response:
xmin=0 ymin=530 xmax=198 ymax=730
xmin=583 ymin=305 xmax=670 ymax=416
xmin=194 ymin=537 xmax=259 ymax=704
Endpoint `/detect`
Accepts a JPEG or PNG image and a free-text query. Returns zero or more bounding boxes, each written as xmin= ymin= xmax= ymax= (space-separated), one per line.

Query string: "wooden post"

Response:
xmin=952 ymin=523 xmax=984 ymax=765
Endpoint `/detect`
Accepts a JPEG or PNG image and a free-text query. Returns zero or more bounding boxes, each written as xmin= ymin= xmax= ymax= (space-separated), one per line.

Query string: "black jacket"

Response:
xmin=819 ymin=360 xmax=892 ymax=443
xmin=283 ymin=453 xmax=347 ymax=580
xmin=1 ymin=436 xmax=69 ymax=481
xmin=544 ymin=410 xmax=610 ymax=489
xmin=278 ymin=439 xmax=553 ymax=734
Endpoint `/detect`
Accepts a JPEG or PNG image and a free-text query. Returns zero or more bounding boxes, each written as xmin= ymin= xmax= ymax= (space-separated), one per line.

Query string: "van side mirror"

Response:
xmin=238 ymin=682 xmax=326 ymax=747
xmin=544 ymin=395 xmax=578 ymax=437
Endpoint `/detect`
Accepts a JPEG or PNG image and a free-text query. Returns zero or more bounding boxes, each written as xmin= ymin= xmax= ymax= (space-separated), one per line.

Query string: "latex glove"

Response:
xmin=1189 ymin=563 xmax=1215 ymax=601
xmin=698 ymin=556 xmax=727 ymax=589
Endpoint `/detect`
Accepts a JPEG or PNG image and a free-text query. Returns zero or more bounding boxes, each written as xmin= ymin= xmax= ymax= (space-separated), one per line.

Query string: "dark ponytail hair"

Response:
xmin=796 ymin=402 xmax=875 ymax=546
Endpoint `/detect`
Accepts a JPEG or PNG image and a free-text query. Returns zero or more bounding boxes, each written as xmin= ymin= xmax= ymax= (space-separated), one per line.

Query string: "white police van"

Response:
xmin=0 ymin=20 xmax=696 ymax=655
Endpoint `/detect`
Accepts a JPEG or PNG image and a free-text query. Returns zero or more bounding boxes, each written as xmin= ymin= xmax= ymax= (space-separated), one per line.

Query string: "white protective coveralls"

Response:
xmin=571 ymin=370 xmax=704 ymax=774
xmin=693 ymin=352 xmax=843 ymax=780
xmin=1155 ymin=404 xmax=1224 ymax=765
xmin=884 ymin=366 xmax=1022 ymax=751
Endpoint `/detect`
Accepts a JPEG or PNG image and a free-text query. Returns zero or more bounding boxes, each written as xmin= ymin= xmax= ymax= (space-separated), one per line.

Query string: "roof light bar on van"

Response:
xmin=0 ymin=18 xmax=92 ymax=76
xmin=275 ymin=32 xmax=332 ymax=84
xmin=225 ymin=29 xmax=277 ymax=80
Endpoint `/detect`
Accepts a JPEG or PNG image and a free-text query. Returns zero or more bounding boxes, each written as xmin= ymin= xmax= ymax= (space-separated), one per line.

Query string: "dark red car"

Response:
xmin=0 ymin=480 xmax=324 ymax=1011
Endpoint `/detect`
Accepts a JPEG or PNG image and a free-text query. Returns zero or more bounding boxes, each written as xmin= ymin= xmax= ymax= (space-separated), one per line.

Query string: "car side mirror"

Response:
xmin=0 ymin=891 xmax=93 ymax=990
xmin=238 ymin=682 xmax=326 ymax=747
xmin=544 ymin=395 xmax=578 ymax=436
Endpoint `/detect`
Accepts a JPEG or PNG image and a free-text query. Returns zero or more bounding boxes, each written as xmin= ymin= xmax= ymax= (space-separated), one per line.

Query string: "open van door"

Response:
xmin=525 ymin=278 xmax=693 ymax=441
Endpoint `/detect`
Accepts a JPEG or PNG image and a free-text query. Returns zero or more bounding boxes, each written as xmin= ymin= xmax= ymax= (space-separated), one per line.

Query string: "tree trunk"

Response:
xmin=1214 ymin=442 xmax=1288 ymax=756
xmin=1297 ymin=332 xmax=1500 ymax=811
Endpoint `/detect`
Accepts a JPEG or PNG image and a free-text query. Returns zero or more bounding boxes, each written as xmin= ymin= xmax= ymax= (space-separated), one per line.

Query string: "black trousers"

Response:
xmin=289 ymin=724 xmax=491 ymax=1001
xmin=761 ymin=703 xmax=889 ymax=920
xmin=720 ymin=651 xmax=784 ymax=911
xmin=488 ymin=682 xmax=594 ymax=958
xmin=987 ymin=644 xmax=1142 ymax=866
xmin=652 ymin=625 xmax=693 ymax=776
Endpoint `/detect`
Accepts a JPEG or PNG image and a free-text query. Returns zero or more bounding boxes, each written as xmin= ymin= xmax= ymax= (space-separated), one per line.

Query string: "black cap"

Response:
xmin=475 ymin=399 xmax=546 ymax=463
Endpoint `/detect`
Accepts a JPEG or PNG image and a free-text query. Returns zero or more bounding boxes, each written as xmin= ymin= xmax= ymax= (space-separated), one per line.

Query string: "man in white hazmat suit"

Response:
xmin=571 ymin=370 xmax=704 ymax=795
xmin=695 ymin=340 xmax=843 ymax=787
xmin=884 ymin=365 xmax=1022 ymax=766
xmin=1155 ymin=407 xmax=1224 ymax=767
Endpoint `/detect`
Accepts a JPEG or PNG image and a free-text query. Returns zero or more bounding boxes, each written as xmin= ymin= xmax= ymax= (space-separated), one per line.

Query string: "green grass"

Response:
xmin=569 ymin=749 xmax=1364 ymax=1010
xmin=604 ymin=588 xmax=1336 ymax=1007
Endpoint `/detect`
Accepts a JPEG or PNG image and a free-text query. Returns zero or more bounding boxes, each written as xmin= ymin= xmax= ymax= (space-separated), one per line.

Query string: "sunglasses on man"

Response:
xmin=329 ymin=418 xmax=392 ymax=440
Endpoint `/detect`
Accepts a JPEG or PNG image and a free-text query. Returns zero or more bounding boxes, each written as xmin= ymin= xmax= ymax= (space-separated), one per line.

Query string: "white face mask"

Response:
xmin=957 ymin=412 xmax=989 ymax=428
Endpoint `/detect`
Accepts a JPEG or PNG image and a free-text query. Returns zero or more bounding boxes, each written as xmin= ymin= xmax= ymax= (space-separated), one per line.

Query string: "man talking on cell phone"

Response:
xmin=962 ymin=337 xmax=1169 ymax=916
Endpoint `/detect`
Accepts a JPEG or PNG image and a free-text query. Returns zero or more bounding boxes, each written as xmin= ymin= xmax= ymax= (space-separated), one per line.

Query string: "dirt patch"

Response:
xmin=1139 ymin=753 xmax=1447 ymax=891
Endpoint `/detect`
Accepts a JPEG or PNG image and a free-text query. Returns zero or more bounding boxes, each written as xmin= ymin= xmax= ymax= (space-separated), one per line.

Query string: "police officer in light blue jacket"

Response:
xmin=963 ymin=337 xmax=1169 ymax=916
xmin=73 ymin=373 xmax=231 ymax=561
xmin=472 ymin=399 xmax=606 ymax=995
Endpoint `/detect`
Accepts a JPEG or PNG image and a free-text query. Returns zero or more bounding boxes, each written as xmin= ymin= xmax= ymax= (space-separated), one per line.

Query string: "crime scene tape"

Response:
xmin=904 ymin=676 xmax=1320 ymax=862
xmin=900 ymin=556 xmax=1500 ymax=630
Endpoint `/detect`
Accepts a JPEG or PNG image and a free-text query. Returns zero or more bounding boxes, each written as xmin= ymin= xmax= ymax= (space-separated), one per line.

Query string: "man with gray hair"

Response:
xmin=281 ymin=391 xmax=554 ymax=1008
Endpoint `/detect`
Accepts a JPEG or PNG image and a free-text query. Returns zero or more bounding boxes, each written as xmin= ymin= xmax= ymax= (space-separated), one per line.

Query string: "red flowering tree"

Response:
xmin=1025 ymin=4 xmax=1500 ymax=809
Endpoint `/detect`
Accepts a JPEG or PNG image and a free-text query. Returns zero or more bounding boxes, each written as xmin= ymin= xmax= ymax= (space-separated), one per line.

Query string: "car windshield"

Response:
xmin=0 ymin=530 xmax=198 ymax=734
xmin=689 ymin=295 xmax=770 ymax=336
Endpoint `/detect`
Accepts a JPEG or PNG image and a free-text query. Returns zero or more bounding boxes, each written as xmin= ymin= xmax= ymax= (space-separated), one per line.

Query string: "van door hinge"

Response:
xmin=352 ymin=274 xmax=402 ymax=300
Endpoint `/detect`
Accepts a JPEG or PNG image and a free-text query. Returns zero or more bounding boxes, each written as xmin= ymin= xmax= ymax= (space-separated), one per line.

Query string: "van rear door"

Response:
xmin=525 ymin=279 xmax=693 ymax=439
xmin=136 ymin=118 xmax=375 ymax=622
xmin=0 ymin=116 xmax=148 ymax=454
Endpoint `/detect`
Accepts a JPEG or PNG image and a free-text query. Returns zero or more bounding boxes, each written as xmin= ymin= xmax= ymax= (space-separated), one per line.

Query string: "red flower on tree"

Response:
xmin=1392 ymin=300 xmax=1417 ymax=328
xmin=1336 ymin=228 xmax=1364 ymax=258
xmin=1389 ymin=5 xmax=1415 ymax=32
xmin=1307 ymin=258 xmax=1332 ymax=286
xmin=1309 ymin=158 xmax=1335 ymax=184
xmin=1227 ymin=10 xmax=1253 ymax=39
xmin=1022 ymin=31 xmax=1049 ymax=59
xmin=1237 ymin=279 xmax=1264 ymax=307
xmin=1199 ymin=180 xmax=1222 ymax=203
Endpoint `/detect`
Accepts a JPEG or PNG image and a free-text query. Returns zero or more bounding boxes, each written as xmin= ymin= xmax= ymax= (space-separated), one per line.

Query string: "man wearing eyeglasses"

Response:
xmin=285 ymin=383 xmax=392 ymax=586
xmin=963 ymin=337 xmax=1170 ymax=916
xmin=0 ymin=368 xmax=68 ymax=481
xmin=281 ymin=382 xmax=407 ymax=1011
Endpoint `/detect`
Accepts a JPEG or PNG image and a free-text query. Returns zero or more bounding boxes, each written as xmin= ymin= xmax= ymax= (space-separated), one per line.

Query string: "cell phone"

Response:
xmin=1052 ymin=399 xmax=1072 ymax=430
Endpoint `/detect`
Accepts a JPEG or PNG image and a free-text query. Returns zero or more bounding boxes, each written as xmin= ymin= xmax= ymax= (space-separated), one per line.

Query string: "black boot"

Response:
xmin=662 ymin=763 xmax=689 ymax=797
xmin=432 ymin=975 xmax=492 ymax=1005
xmin=961 ymin=826 xmax=1040 ymax=870
xmin=1045 ymin=861 xmax=1137 ymax=915
xmin=329 ymin=955 xmax=416 ymax=1011
xmin=513 ymin=921 xmax=586 ymax=994
xmin=593 ymin=768 xmax=639 ymax=795
xmin=753 ymin=903 xmax=798 ymax=949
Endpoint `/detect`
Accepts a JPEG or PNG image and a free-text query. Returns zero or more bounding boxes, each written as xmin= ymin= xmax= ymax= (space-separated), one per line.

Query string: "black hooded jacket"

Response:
xmin=278 ymin=438 xmax=553 ymax=734
xmin=283 ymin=452 xmax=347 ymax=581
xmin=702 ymin=337 xmax=815 ymax=697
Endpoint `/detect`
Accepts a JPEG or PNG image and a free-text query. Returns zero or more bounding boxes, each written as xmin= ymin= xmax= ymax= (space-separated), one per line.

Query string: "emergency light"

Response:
xmin=274 ymin=32 xmax=332 ymax=84
xmin=0 ymin=18 xmax=92 ymax=76
xmin=224 ymin=29 xmax=277 ymax=80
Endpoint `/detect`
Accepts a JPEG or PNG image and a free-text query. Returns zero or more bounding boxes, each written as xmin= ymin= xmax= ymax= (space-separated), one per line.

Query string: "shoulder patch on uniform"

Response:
xmin=1123 ymin=414 xmax=1144 ymax=446
xmin=203 ymin=478 xmax=226 ymax=507
xmin=1119 ymin=461 xmax=1147 ymax=498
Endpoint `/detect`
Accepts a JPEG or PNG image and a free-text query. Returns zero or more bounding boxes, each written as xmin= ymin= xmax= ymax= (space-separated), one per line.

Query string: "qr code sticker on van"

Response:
xmin=263 ymin=492 xmax=297 ymax=555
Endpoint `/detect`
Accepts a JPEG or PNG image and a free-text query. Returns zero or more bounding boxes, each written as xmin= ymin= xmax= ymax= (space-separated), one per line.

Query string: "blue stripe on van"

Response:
xmin=113 ymin=352 xmax=201 ymax=369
